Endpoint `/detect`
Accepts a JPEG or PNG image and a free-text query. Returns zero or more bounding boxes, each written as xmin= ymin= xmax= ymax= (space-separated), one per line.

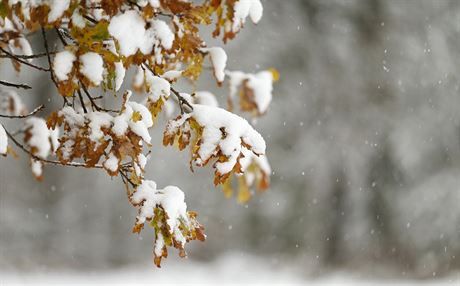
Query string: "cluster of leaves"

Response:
xmin=130 ymin=180 xmax=205 ymax=267
xmin=0 ymin=0 xmax=274 ymax=267
xmin=163 ymin=104 xmax=270 ymax=202
xmin=222 ymin=146 xmax=271 ymax=203
xmin=47 ymin=91 xmax=151 ymax=179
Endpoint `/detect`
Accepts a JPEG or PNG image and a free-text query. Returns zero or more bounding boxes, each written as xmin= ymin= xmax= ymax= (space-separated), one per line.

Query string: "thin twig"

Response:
xmin=41 ymin=27 xmax=69 ymax=106
xmin=55 ymin=28 xmax=68 ymax=46
xmin=4 ymin=128 xmax=103 ymax=168
xmin=0 ymin=47 xmax=50 ymax=72
xmin=80 ymin=82 xmax=119 ymax=113
xmin=83 ymin=14 xmax=97 ymax=24
xmin=88 ymin=5 xmax=102 ymax=9
xmin=0 ymin=51 xmax=57 ymax=59
xmin=119 ymin=169 xmax=137 ymax=188
xmin=76 ymin=89 xmax=88 ymax=113
xmin=0 ymin=80 xmax=31 ymax=89
xmin=0 ymin=104 xmax=44 ymax=119
xmin=171 ymin=86 xmax=193 ymax=112
xmin=81 ymin=83 xmax=100 ymax=112
xmin=41 ymin=28 xmax=57 ymax=84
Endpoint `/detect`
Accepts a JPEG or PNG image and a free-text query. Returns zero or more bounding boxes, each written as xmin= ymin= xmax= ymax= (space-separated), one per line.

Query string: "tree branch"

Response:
xmin=0 ymin=51 xmax=57 ymax=59
xmin=41 ymin=28 xmax=57 ymax=84
xmin=4 ymin=128 xmax=103 ymax=168
xmin=41 ymin=27 xmax=69 ymax=106
xmin=76 ymin=89 xmax=88 ymax=113
xmin=0 ymin=47 xmax=50 ymax=72
xmin=119 ymin=169 xmax=138 ymax=188
xmin=0 ymin=80 xmax=31 ymax=90
xmin=55 ymin=28 xmax=68 ymax=46
xmin=80 ymin=83 xmax=119 ymax=113
xmin=0 ymin=104 xmax=44 ymax=119
xmin=83 ymin=14 xmax=98 ymax=24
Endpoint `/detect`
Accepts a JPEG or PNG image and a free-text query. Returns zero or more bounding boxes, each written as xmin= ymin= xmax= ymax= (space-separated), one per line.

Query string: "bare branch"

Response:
xmin=0 ymin=51 xmax=57 ymax=59
xmin=80 ymin=83 xmax=119 ymax=113
xmin=55 ymin=28 xmax=68 ymax=46
xmin=41 ymin=28 xmax=57 ymax=83
xmin=0 ymin=104 xmax=44 ymax=119
xmin=83 ymin=14 xmax=98 ymax=24
xmin=0 ymin=47 xmax=51 ymax=72
xmin=0 ymin=80 xmax=31 ymax=90
xmin=41 ymin=27 xmax=69 ymax=106
xmin=4 ymin=128 xmax=103 ymax=168
xmin=76 ymin=89 xmax=88 ymax=113
xmin=119 ymin=169 xmax=138 ymax=189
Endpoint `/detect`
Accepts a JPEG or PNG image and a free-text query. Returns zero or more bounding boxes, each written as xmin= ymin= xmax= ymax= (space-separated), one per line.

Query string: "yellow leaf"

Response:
xmin=237 ymin=176 xmax=251 ymax=203
xmin=222 ymin=177 xmax=233 ymax=199
xmin=268 ymin=67 xmax=280 ymax=82
xmin=131 ymin=111 xmax=142 ymax=122
xmin=70 ymin=20 xmax=110 ymax=46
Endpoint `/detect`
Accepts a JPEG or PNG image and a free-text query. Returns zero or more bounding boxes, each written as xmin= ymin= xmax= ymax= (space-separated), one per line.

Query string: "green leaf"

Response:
xmin=89 ymin=21 xmax=110 ymax=41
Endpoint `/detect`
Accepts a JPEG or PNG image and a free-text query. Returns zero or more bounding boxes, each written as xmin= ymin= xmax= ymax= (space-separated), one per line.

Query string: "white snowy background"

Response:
xmin=1 ymin=0 xmax=460 ymax=284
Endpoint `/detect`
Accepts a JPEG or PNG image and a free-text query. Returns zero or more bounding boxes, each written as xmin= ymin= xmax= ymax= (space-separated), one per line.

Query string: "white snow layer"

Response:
xmin=59 ymin=106 xmax=85 ymax=127
xmin=0 ymin=89 xmax=26 ymax=116
xmin=113 ymin=92 xmax=154 ymax=143
xmin=137 ymin=153 xmax=147 ymax=169
xmin=131 ymin=180 xmax=189 ymax=254
xmin=0 ymin=17 xmax=15 ymax=34
xmin=151 ymin=19 xmax=174 ymax=50
xmin=232 ymin=0 xmax=263 ymax=32
xmin=87 ymin=111 xmax=113 ymax=143
xmin=194 ymin=91 xmax=218 ymax=107
xmin=133 ymin=66 xmax=145 ymax=88
xmin=53 ymin=50 xmax=76 ymax=81
xmin=137 ymin=0 xmax=160 ymax=8
xmin=0 ymin=123 xmax=7 ymax=154
xmin=4 ymin=253 xmax=456 ymax=285
xmin=8 ymin=37 xmax=33 ymax=62
xmin=201 ymin=47 xmax=227 ymax=84
xmin=240 ymin=146 xmax=271 ymax=174
xmin=24 ymin=117 xmax=59 ymax=159
xmin=131 ymin=180 xmax=187 ymax=232
xmin=144 ymin=69 xmax=171 ymax=101
xmin=162 ymin=70 xmax=183 ymax=81
xmin=108 ymin=10 xmax=146 ymax=57
xmin=114 ymin=62 xmax=126 ymax=91
xmin=125 ymin=101 xmax=154 ymax=143
xmin=103 ymin=152 xmax=119 ymax=173
xmin=227 ymin=70 xmax=274 ymax=114
xmin=11 ymin=0 xmax=70 ymax=23
xmin=71 ymin=8 xmax=86 ymax=28
xmin=246 ymin=70 xmax=273 ymax=113
xmin=227 ymin=70 xmax=246 ymax=100
xmin=47 ymin=0 xmax=70 ymax=22
xmin=108 ymin=10 xmax=174 ymax=57
xmin=79 ymin=52 xmax=104 ymax=86
xmin=58 ymin=93 xmax=153 ymax=147
xmin=30 ymin=159 xmax=43 ymax=178
xmin=191 ymin=104 xmax=266 ymax=174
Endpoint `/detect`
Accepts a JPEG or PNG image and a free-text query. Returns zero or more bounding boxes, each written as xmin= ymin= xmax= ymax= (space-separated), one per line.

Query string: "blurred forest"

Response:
xmin=1 ymin=0 xmax=459 ymax=279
